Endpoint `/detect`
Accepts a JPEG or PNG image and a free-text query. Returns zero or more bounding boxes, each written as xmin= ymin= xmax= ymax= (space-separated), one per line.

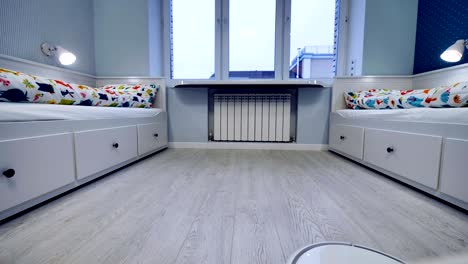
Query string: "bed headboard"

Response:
xmin=96 ymin=77 xmax=167 ymax=112
xmin=412 ymin=63 xmax=468 ymax=90
xmin=0 ymin=54 xmax=95 ymax=86
xmin=332 ymin=76 xmax=412 ymax=111
xmin=332 ymin=63 xmax=468 ymax=112
xmin=0 ymin=54 xmax=167 ymax=112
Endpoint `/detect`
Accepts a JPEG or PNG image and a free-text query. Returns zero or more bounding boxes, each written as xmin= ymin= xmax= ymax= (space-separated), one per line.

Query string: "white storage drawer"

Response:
xmin=0 ymin=133 xmax=75 ymax=212
xmin=364 ymin=128 xmax=442 ymax=189
xmin=440 ymin=138 xmax=468 ymax=203
xmin=75 ymin=126 xmax=138 ymax=180
xmin=329 ymin=125 xmax=365 ymax=159
xmin=137 ymin=122 xmax=168 ymax=155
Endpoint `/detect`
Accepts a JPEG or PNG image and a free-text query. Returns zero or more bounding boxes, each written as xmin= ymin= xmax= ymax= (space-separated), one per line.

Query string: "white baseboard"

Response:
xmin=168 ymin=142 xmax=328 ymax=151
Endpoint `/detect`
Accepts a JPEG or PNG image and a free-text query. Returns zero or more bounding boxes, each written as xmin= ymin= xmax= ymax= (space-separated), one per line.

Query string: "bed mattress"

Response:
xmin=335 ymin=108 xmax=468 ymax=125
xmin=0 ymin=102 xmax=163 ymax=122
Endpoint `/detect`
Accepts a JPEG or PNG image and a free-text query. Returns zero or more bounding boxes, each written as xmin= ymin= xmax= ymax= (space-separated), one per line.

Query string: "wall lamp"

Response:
xmin=440 ymin=39 xmax=468 ymax=62
xmin=41 ymin=43 xmax=77 ymax=65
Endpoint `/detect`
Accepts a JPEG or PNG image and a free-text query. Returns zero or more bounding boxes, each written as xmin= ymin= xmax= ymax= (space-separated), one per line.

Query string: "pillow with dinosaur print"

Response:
xmin=98 ymin=84 xmax=158 ymax=108
xmin=0 ymin=68 xmax=158 ymax=108
xmin=0 ymin=68 xmax=61 ymax=104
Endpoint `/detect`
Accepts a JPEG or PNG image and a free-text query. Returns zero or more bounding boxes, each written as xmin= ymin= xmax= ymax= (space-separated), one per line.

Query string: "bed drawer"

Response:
xmin=75 ymin=126 xmax=138 ymax=180
xmin=137 ymin=122 xmax=168 ymax=155
xmin=364 ymin=128 xmax=442 ymax=189
xmin=440 ymin=138 xmax=468 ymax=203
xmin=0 ymin=133 xmax=75 ymax=212
xmin=329 ymin=125 xmax=365 ymax=159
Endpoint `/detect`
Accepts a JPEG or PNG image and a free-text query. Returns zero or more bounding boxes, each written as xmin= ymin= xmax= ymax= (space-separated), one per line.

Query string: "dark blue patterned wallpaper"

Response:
xmin=413 ymin=0 xmax=468 ymax=74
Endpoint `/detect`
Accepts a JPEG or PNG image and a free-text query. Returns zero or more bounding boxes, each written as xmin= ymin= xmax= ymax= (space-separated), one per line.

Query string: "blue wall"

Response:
xmin=167 ymin=87 xmax=330 ymax=144
xmin=296 ymin=88 xmax=330 ymax=144
xmin=94 ymin=0 xmax=152 ymax=76
xmin=413 ymin=0 xmax=468 ymax=74
xmin=361 ymin=0 xmax=418 ymax=75
xmin=0 ymin=0 xmax=96 ymax=75
xmin=148 ymin=0 xmax=164 ymax=76
xmin=167 ymin=88 xmax=209 ymax=142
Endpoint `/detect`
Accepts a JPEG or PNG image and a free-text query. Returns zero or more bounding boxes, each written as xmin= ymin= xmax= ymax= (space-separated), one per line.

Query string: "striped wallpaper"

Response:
xmin=0 ymin=0 xmax=96 ymax=75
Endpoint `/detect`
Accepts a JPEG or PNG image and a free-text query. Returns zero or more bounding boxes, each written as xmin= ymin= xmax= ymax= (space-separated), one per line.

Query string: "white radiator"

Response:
xmin=213 ymin=94 xmax=291 ymax=142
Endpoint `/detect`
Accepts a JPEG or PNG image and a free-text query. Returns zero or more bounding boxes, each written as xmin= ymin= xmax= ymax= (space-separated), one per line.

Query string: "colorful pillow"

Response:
xmin=0 ymin=68 xmax=61 ymax=104
xmin=98 ymin=84 xmax=158 ymax=108
xmin=344 ymin=83 xmax=468 ymax=109
xmin=0 ymin=67 xmax=158 ymax=108
xmin=425 ymin=81 xmax=468 ymax=108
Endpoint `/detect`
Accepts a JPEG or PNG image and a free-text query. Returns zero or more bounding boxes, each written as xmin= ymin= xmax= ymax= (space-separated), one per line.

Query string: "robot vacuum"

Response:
xmin=287 ymin=242 xmax=405 ymax=264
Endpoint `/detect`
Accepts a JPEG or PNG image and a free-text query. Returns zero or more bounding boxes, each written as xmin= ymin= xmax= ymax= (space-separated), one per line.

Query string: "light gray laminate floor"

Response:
xmin=0 ymin=149 xmax=467 ymax=264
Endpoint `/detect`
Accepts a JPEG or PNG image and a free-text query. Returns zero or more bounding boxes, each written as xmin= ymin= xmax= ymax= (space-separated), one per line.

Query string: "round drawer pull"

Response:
xmin=154 ymin=133 xmax=159 ymax=138
xmin=340 ymin=135 xmax=346 ymax=140
xmin=113 ymin=143 xmax=119 ymax=149
xmin=3 ymin=169 xmax=15 ymax=178
xmin=386 ymin=147 xmax=394 ymax=153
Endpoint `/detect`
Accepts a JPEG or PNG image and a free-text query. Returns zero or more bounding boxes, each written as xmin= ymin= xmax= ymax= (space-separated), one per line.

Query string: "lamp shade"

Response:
xmin=55 ymin=46 xmax=76 ymax=65
xmin=41 ymin=43 xmax=76 ymax=66
xmin=440 ymin=39 xmax=465 ymax=62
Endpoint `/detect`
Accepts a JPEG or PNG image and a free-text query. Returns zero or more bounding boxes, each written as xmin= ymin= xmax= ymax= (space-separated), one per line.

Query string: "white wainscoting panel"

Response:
xmin=0 ymin=54 xmax=95 ymax=86
xmin=412 ymin=63 xmax=468 ymax=90
xmin=0 ymin=55 xmax=167 ymax=112
xmin=332 ymin=63 xmax=468 ymax=111
xmin=332 ymin=76 xmax=412 ymax=111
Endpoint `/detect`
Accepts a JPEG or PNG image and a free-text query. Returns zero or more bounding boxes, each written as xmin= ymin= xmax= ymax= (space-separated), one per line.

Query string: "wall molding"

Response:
xmin=169 ymin=142 xmax=328 ymax=151
xmin=0 ymin=54 xmax=95 ymax=78
xmin=332 ymin=76 xmax=413 ymax=111
xmin=412 ymin=62 xmax=468 ymax=78
xmin=334 ymin=62 xmax=468 ymax=80
xmin=0 ymin=54 xmax=96 ymax=86
xmin=412 ymin=63 xmax=468 ymax=90
xmin=335 ymin=75 xmax=412 ymax=80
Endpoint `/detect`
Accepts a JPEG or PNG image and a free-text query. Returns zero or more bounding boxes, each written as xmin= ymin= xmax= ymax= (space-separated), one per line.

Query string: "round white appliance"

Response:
xmin=287 ymin=242 xmax=405 ymax=264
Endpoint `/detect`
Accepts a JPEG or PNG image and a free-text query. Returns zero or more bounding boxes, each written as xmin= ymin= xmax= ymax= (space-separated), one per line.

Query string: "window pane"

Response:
xmin=229 ymin=0 xmax=276 ymax=79
xmin=289 ymin=0 xmax=335 ymax=79
xmin=171 ymin=0 xmax=215 ymax=79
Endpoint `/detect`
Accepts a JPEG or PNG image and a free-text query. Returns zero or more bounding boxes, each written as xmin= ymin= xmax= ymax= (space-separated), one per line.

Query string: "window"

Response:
xmin=171 ymin=0 xmax=215 ymax=79
xmin=229 ymin=0 xmax=276 ymax=79
xmin=168 ymin=0 xmax=339 ymax=80
xmin=289 ymin=0 xmax=336 ymax=79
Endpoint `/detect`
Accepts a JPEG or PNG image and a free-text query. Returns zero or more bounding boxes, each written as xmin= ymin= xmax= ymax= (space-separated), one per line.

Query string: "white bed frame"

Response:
xmin=0 ymin=55 xmax=168 ymax=221
xmin=330 ymin=63 xmax=468 ymax=210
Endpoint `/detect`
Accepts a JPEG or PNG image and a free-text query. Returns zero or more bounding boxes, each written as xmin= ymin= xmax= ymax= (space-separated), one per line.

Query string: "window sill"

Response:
xmin=169 ymin=79 xmax=330 ymax=88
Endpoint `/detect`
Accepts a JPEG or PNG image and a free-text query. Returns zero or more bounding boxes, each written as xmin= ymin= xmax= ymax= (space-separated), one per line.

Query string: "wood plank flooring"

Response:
xmin=0 ymin=149 xmax=467 ymax=264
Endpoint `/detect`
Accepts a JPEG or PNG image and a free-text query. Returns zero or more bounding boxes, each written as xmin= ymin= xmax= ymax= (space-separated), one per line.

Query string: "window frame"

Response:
xmin=162 ymin=0 xmax=346 ymax=84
